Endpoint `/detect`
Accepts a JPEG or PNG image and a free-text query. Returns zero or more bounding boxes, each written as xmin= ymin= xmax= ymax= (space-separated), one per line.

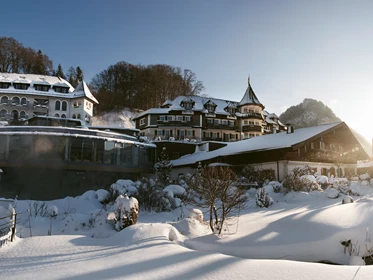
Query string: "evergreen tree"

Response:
xmin=55 ymin=64 xmax=66 ymax=79
xmin=76 ymin=66 xmax=83 ymax=82
xmin=154 ymin=147 xmax=173 ymax=187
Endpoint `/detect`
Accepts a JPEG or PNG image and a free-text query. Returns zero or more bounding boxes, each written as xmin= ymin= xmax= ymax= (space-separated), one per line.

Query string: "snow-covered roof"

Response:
xmin=238 ymin=82 xmax=263 ymax=108
xmin=0 ymin=73 xmax=98 ymax=103
xmin=73 ymin=80 xmax=99 ymax=104
xmin=134 ymin=96 xmax=239 ymax=120
xmin=172 ymin=122 xmax=345 ymax=166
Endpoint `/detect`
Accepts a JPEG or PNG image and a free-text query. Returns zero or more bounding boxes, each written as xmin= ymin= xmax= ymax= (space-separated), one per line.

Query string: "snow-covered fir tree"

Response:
xmin=154 ymin=146 xmax=173 ymax=187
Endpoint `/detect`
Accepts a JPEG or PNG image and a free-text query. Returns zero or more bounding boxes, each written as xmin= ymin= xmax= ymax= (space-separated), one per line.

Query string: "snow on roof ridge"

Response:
xmin=73 ymin=80 xmax=99 ymax=104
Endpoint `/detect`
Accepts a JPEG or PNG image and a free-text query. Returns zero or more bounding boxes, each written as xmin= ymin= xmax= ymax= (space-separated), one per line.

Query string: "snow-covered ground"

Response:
xmin=2 ymin=181 xmax=373 ymax=279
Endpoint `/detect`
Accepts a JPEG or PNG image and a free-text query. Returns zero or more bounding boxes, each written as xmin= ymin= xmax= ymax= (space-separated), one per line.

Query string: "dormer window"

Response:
xmin=54 ymin=86 xmax=69 ymax=93
xmin=181 ymin=97 xmax=195 ymax=111
xmin=34 ymin=84 xmax=50 ymax=92
xmin=204 ymin=100 xmax=217 ymax=114
xmin=0 ymin=83 xmax=10 ymax=89
xmin=14 ymin=83 xmax=29 ymax=90
xmin=184 ymin=101 xmax=193 ymax=110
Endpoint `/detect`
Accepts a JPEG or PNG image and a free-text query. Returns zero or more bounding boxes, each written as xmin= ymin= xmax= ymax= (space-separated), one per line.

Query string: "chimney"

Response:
xmin=286 ymin=123 xmax=294 ymax=134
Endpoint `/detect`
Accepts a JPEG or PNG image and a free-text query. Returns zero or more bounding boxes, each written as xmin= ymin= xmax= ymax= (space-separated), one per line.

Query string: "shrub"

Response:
xmin=113 ymin=195 xmax=139 ymax=231
xmin=256 ymin=188 xmax=273 ymax=208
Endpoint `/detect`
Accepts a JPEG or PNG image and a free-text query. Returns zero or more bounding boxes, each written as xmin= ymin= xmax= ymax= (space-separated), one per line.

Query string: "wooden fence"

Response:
xmin=0 ymin=211 xmax=20 ymax=247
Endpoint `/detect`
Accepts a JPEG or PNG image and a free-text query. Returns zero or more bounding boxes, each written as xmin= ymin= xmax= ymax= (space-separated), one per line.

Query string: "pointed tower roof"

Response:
xmin=73 ymin=80 xmax=99 ymax=104
xmin=238 ymin=76 xmax=264 ymax=109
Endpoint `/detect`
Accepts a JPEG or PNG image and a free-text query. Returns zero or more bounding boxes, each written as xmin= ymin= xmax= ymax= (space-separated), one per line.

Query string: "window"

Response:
xmin=167 ymin=116 xmax=173 ymax=121
xmin=249 ymin=121 xmax=254 ymax=125
xmin=55 ymin=114 xmax=60 ymax=117
xmin=187 ymin=130 xmax=193 ymax=136
xmin=207 ymin=119 xmax=213 ymax=124
xmin=222 ymin=120 xmax=228 ymax=125
xmin=0 ymin=83 xmax=10 ymax=89
xmin=214 ymin=119 xmax=220 ymax=125
xmin=72 ymin=114 xmax=76 ymax=119
xmin=320 ymin=142 xmax=325 ymax=150
xmin=12 ymin=97 xmax=20 ymax=105
xmin=206 ymin=104 xmax=215 ymax=113
xmin=184 ymin=102 xmax=193 ymax=110
xmin=311 ymin=142 xmax=314 ymax=149
xmin=35 ymin=85 xmax=49 ymax=92
xmin=0 ymin=109 xmax=7 ymax=118
xmin=14 ymin=83 xmax=28 ymax=90
xmin=54 ymin=87 xmax=68 ymax=93
xmin=55 ymin=100 xmax=61 ymax=110
xmin=62 ymin=101 xmax=67 ymax=111
xmin=244 ymin=132 xmax=248 ymax=138
xmin=21 ymin=97 xmax=27 ymax=106
xmin=77 ymin=114 xmax=81 ymax=119
xmin=243 ymin=108 xmax=248 ymax=113
xmin=177 ymin=116 xmax=183 ymax=121
xmin=255 ymin=121 xmax=259 ymax=125
xmin=159 ymin=116 xmax=165 ymax=121
xmin=11 ymin=110 xmax=18 ymax=120
xmin=19 ymin=111 xmax=26 ymax=119
xmin=140 ymin=118 xmax=146 ymax=125
xmin=244 ymin=120 xmax=248 ymax=125
xmin=229 ymin=121 xmax=234 ymax=127
xmin=1 ymin=96 xmax=8 ymax=104
xmin=212 ymin=132 xmax=217 ymax=138
xmin=184 ymin=116 xmax=191 ymax=122
xmin=61 ymin=114 xmax=66 ymax=118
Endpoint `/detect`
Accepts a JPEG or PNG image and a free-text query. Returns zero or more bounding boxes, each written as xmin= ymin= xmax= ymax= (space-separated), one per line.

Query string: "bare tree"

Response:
xmin=188 ymin=165 xmax=247 ymax=235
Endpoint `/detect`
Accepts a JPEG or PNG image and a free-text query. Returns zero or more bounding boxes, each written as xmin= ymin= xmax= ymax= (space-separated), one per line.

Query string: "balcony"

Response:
xmin=205 ymin=123 xmax=239 ymax=130
xmin=241 ymin=112 xmax=262 ymax=119
xmin=156 ymin=120 xmax=195 ymax=127
xmin=242 ymin=125 xmax=262 ymax=132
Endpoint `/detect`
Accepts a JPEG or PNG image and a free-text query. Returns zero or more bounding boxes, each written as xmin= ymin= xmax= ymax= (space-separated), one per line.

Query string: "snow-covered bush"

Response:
xmin=95 ymin=189 xmax=110 ymax=203
xmin=113 ymin=195 xmax=139 ymax=231
xmin=267 ymin=181 xmax=282 ymax=193
xmin=342 ymin=196 xmax=354 ymax=204
xmin=360 ymin=173 xmax=370 ymax=181
xmin=300 ymin=175 xmax=322 ymax=192
xmin=316 ymin=175 xmax=329 ymax=189
xmin=326 ymin=188 xmax=339 ymax=199
xmin=135 ymin=177 xmax=173 ymax=212
xmin=187 ymin=208 xmax=203 ymax=222
xmin=109 ymin=179 xmax=138 ymax=199
xmin=283 ymin=166 xmax=321 ymax=193
xmin=256 ymin=188 xmax=273 ymax=208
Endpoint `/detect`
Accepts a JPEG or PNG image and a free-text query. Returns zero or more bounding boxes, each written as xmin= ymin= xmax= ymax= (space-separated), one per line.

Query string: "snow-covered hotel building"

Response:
xmin=133 ymin=79 xmax=286 ymax=142
xmin=0 ymin=73 xmax=98 ymax=125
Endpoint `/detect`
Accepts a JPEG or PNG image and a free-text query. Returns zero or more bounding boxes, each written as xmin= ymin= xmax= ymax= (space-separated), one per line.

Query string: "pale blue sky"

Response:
xmin=3 ymin=0 xmax=373 ymax=140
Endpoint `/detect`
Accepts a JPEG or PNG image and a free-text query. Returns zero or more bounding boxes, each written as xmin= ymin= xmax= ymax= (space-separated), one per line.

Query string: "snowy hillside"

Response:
xmin=92 ymin=109 xmax=137 ymax=128
xmin=279 ymin=98 xmax=341 ymax=128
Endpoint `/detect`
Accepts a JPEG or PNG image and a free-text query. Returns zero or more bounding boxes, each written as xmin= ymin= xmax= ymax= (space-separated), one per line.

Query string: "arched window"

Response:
xmin=21 ymin=97 xmax=27 ymax=106
xmin=11 ymin=110 xmax=19 ymax=120
xmin=77 ymin=114 xmax=81 ymax=119
xmin=12 ymin=97 xmax=20 ymax=105
xmin=54 ymin=113 xmax=60 ymax=117
xmin=55 ymin=100 xmax=61 ymax=110
xmin=61 ymin=114 xmax=66 ymax=118
xmin=0 ymin=109 xmax=7 ymax=118
xmin=72 ymin=114 xmax=76 ymax=119
xmin=62 ymin=101 xmax=67 ymax=111
xmin=19 ymin=111 xmax=26 ymax=119
xmin=0 ymin=96 xmax=8 ymax=104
